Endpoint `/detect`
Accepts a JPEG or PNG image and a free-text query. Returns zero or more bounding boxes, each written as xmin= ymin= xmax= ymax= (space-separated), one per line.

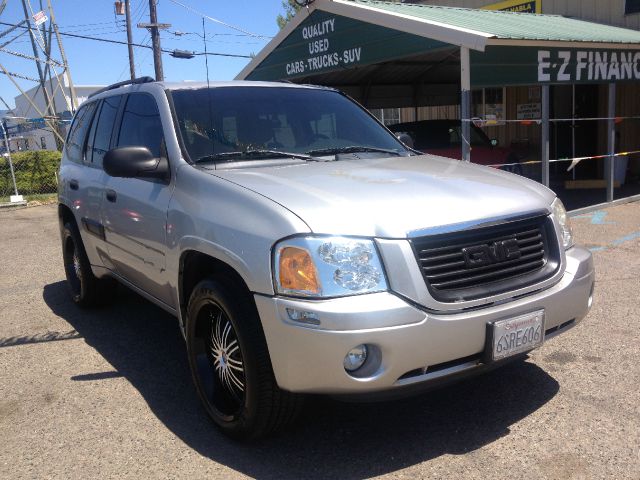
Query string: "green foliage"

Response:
xmin=0 ymin=150 xmax=61 ymax=196
xmin=277 ymin=0 xmax=303 ymax=29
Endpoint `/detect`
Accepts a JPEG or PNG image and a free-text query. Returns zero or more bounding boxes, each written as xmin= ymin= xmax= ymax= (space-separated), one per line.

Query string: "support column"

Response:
xmin=606 ymin=83 xmax=616 ymax=203
xmin=541 ymin=84 xmax=550 ymax=187
xmin=460 ymin=46 xmax=471 ymax=162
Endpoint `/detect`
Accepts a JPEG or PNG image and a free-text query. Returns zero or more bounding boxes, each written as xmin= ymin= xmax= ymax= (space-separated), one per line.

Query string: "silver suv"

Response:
xmin=58 ymin=78 xmax=594 ymax=440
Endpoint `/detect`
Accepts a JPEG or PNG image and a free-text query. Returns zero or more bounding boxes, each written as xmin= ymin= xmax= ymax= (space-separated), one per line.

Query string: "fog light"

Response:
xmin=344 ymin=344 xmax=368 ymax=372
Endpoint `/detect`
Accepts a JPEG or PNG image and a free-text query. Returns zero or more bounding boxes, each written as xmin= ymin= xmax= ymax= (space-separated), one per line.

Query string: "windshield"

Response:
xmin=169 ymin=86 xmax=408 ymax=162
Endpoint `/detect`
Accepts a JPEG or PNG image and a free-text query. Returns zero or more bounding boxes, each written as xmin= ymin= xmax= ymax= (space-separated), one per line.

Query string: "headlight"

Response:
xmin=274 ymin=236 xmax=388 ymax=298
xmin=551 ymin=198 xmax=574 ymax=249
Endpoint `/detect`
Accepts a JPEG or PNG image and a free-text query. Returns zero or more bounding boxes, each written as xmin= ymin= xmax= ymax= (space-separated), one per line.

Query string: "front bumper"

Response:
xmin=255 ymin=246 xmax=594 ymax=395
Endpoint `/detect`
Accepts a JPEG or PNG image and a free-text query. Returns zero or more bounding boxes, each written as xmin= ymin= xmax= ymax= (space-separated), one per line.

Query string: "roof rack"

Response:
xmin=88 ymin=76 xmax=155 ymax=98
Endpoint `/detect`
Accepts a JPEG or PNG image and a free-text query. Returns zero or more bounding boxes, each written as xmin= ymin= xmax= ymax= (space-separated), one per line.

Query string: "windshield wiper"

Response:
xmin=195 ymin=149 xmax=314 ymax=163
xmin=306 ymin=146 xmax=404 ymax=157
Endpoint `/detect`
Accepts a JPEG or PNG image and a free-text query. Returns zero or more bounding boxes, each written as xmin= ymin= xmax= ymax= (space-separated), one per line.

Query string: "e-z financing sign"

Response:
xmin=471 ymin=46 xmax=640 ymax=86
xmin=246 ymin=11 xmax=446 ymax=81
xmin=482 ymin=0 xmax=541 ymax=14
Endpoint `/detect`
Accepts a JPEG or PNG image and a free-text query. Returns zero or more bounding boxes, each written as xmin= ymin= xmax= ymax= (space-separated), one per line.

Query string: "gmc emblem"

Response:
xmin=462 ymin=239 xmax=521 ymax=268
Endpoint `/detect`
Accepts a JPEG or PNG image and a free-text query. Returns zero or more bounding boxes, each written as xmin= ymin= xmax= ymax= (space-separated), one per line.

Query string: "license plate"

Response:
xmin=489 ymin=310 xmax=545 ymax=361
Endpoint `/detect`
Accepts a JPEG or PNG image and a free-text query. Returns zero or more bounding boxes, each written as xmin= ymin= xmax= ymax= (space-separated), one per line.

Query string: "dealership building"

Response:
xmin=237 ymin=0 xmax=640 ymax=209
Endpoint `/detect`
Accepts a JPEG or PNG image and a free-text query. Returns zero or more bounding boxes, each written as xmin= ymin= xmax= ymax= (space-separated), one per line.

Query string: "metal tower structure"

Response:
xmin=0 ymin=0 xmax=78 ymax=148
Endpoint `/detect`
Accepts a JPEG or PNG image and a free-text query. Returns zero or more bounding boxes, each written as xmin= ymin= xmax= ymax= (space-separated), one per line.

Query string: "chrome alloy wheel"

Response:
xmin=209 ymin=310 xmax=245 ymax=399
xmin=199 ymin=305 xmax=246 ymax=416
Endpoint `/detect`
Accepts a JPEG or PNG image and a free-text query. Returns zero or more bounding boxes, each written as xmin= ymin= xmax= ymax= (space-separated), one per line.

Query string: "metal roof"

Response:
xmin=349 ymin=0 xmax=640 ymax=44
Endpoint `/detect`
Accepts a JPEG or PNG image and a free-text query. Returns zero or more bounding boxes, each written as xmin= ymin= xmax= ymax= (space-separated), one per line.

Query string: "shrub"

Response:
xmin=0 ymin=150 xmax=61 ymax=195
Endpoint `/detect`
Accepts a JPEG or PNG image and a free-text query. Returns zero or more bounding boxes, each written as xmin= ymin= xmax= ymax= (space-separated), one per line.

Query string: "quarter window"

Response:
xmin=117 ymin=93 xmax=164 ymax=157
xmin=65 ymin=102 xmax=98 ymax=163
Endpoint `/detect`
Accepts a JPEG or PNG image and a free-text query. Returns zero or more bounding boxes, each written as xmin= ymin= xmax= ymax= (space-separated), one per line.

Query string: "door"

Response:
xmin=102 ymin=92 xmax=174 ymax=305
xmin=81 ymin=95 xmax=123 ymax=269
xmin=61 ymin=101 xmax=107 ymax=267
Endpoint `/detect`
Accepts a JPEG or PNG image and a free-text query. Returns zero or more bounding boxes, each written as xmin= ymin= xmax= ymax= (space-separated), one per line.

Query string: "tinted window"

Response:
xmin=626 ymin=0 xmax=640 ymax=14
xmin=89 ymin=95 xmax=122 ymax=167
xmin=117 ymin=93 xmax=164 ymax=157
xmin=65 ymin=102 xmax=97 ymax=163
xmin=170 ymin=87 xmax=406 ymax=162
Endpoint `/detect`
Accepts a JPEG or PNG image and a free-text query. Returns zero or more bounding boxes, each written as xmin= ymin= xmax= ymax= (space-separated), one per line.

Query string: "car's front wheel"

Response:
xmin=186 ymin=278 xmax=302 ymax=440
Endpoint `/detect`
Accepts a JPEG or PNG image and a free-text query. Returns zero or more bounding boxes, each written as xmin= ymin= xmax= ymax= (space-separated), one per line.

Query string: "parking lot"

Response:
xmin=0 ymin=201 xmax=639 ymax=479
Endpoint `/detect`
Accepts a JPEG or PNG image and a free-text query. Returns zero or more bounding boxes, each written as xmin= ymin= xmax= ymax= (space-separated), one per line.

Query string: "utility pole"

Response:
xmin=139 ymin=0 xmax=169 ymax=81
xmin=124 ymin=0 xmax=136 ymax=80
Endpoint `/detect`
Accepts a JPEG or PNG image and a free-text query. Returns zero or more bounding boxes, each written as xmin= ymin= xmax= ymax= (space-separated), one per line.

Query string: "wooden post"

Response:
xmin=125 ymin=0 xmax=136 ymax=80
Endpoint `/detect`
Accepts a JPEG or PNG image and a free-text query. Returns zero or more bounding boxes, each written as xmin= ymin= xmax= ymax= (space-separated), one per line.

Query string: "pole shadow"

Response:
xmin=43 ymin=280 xmax=559 ymax=479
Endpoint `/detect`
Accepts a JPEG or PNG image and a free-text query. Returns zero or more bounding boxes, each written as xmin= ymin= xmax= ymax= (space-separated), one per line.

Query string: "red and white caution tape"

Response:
xmin=486 ymin=150 xmax=640 ymax=171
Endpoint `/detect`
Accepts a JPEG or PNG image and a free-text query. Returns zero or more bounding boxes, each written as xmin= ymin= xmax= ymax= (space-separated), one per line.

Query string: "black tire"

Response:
xmin=186 ymin=278 xmax=303 ymax=441
xmin=61 ymin=221 xmax=116 ymax=307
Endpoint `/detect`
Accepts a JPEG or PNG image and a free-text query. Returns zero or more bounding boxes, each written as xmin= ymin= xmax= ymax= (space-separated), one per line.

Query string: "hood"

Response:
xmin=208 ymin=155 xmax=555 ymax=238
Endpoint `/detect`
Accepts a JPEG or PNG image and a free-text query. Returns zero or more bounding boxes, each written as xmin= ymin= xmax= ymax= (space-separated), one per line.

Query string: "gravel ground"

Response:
xmin=0 ymin=201 xmax=638 ymax=479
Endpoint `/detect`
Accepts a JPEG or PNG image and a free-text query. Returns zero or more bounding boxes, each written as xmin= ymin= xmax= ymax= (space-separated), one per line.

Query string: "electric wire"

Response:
xmin=167 ymin=0 xmax=271 ymax=39
xmin=0 ymin=21 xmax=252 ymax=58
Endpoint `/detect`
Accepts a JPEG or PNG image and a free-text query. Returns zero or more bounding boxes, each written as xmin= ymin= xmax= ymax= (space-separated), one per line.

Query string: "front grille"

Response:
xmin=410 ymin=215 xmax=560 ymax=302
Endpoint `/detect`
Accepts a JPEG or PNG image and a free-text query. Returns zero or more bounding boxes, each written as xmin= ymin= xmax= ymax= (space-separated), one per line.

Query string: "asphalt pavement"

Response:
xmin=0 ymin=201 xmax=639 ymax=479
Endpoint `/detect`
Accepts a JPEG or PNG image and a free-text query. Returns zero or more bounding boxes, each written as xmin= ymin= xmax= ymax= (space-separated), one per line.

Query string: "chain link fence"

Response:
xmin=0 ymin=150 xmax=60 ymax=204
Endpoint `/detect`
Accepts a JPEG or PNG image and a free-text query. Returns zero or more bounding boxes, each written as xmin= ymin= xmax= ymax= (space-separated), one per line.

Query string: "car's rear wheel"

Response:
xmin=186 ymin=278 xmax=302 ymax=440
xmin=62 ymin=221 xmax=116 ymax=307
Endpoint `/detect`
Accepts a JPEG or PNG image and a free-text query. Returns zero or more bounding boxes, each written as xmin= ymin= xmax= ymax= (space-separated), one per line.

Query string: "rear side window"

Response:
xmin=65 ymin=102 xmax=98 ymax=163
xmin=117 ymin=93 xmax=164 ymax=157
xmin=86 ymin=95 xmax=122 ymax=167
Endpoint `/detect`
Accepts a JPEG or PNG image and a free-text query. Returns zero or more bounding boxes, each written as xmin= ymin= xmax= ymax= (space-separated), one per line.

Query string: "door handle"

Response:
xmin=105 ymin=189 xmax=117 ymax=203
xmin=69 ymin=179 xmax=79 ymax=190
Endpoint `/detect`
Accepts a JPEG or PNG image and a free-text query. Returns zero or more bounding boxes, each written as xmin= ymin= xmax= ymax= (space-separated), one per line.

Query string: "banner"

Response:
xmin=482 ymin=0 xmax=541 ymax=14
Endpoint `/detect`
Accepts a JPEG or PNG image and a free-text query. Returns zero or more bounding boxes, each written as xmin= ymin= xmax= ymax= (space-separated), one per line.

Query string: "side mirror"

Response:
xmin=490 ymin=139 xmax=498 ymax=147
xmin=103 ymin=146 xmax=169 ymax=180
xmin=395 ymin=132 xmax=414 ymax=149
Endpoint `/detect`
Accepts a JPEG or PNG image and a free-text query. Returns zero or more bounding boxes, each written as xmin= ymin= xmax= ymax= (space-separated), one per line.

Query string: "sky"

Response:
xmin=0 ymin=0 xmax=286 ymax=109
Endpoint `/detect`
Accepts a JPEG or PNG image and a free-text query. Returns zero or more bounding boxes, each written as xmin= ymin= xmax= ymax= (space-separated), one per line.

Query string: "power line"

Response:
xmin=167 ymin=0 xmax=271 ymax=39
xmin=0 ymin=21 xmax=252 ymax=58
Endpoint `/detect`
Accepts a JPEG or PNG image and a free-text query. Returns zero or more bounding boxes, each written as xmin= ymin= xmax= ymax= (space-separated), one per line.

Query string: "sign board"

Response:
xmin=517 ymin=103 xmax=541 ymax=120
xmin=482 ymin=0 xmax=541 ymax=14
xmin=246 ymin=10 xmax=447 ymax=81
xmin=472 ymin=46 xmax=640 ymax=87
xmin=32 ymin=10 xmax=47 ymax=26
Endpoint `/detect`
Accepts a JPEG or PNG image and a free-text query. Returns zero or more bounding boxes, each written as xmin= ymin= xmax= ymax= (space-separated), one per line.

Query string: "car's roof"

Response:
xmin=159 ymin=80 xmax=333 ymax=91
xmin=88 ymin=79 xmax=336 ymax=103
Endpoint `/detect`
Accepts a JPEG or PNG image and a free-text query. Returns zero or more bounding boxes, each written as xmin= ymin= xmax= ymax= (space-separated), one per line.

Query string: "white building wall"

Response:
xmin=10 ymin=77 xmax=104 ymax=151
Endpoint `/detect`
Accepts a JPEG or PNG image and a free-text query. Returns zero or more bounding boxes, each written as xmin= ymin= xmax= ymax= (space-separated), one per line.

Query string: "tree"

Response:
xmin=276 ymin=0 xmax=303 ymax=29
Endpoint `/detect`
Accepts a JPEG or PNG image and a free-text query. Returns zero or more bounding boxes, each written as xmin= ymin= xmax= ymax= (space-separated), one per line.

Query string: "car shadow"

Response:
xmin=43 ymin=280 xmax=559 ymax=479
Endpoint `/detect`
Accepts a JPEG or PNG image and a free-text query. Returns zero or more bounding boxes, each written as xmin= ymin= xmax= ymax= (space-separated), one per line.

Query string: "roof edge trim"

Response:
xmin=487 ymin=38 xmax=640 ymax=49
xmin=326 ymin=0 xmax=491 ymax=50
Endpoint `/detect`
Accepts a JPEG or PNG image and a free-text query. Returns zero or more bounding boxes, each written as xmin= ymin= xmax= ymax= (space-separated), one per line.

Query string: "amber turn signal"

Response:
xmin=278 ymin=246 xmax=320 ymax=294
